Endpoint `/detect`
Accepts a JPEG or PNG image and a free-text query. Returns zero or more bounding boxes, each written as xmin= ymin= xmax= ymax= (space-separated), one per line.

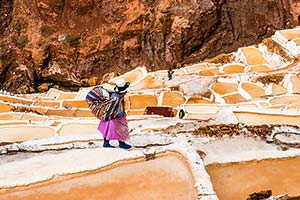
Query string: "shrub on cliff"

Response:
xmin=16 ymin=35 xmax=28 ymax=48
xmin=57 ymin=34 xmax=81 ymax=48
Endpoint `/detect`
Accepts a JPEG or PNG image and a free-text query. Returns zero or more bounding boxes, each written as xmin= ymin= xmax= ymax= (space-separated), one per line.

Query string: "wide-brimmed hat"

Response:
xmin=114 ymin=78 xmax=130 ymax=93
xmin=101 ymin=83 xmax=115 ymax=92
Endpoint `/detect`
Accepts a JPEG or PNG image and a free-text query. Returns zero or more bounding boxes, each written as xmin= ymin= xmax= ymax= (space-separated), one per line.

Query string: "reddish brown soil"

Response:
xmin=0 ymin=0 xmax=298 ymax=92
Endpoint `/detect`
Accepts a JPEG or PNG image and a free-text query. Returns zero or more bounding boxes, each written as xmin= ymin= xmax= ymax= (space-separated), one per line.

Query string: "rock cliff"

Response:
xmin=0 ymin=0 xmax=299 ymax=92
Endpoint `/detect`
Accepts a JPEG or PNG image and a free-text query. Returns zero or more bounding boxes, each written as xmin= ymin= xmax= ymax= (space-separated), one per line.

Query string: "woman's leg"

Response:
xmin=118 ymin=141 xmax=131 ymax=149
xmin=103 ymin=138 xmax=115 ymax=148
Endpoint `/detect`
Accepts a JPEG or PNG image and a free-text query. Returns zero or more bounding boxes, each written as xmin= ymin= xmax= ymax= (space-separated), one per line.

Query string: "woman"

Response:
xmin=98 ymin=78 xmax=132 ymax=149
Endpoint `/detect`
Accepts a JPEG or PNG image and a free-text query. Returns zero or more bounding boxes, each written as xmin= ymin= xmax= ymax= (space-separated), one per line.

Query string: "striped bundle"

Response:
xmin=86 ymin=86 xmax=120 ymax=121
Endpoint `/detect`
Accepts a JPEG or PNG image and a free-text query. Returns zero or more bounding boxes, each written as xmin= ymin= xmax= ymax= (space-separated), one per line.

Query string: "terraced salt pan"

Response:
xmin=61 ymin=99 xmax=89 ymax=108
xmin=128 ymin=94 xmax=158 ymax=110
xmin=182 ymin=104 xmax=257 ymax=120
xmin=0 ymin=116 xmax=186 ymax=144
xmin=271 ymin=83 xmax=287 ymax=95
xmin=249 ymin=64 xmax=271 ymax=72
xmin=222 ymin=63 xmax=245 ymax=74
xmin=0 ymin=95 xmax=33 ymax=105
xmin=0 ymin=101 xmax=13 ymax=112
xmin=207 ymin=156 xmax=300 ymax=200
xmin=127 ymin=109 xmax=146 ymax=115
xmin=231 ymin=107 xmax=300 ymax=126
xmin=211 ymin=82 xmax=238 ymax=95
xmin=23 ymin=92 xmax=47 ymax=99
xmin=241 ymin=82 xmax=265 ymax=99
xmin=0 ymin=112 xmax=48 ymax=121
xmin=57 ymin=121 xmax=99 ymax=136
xmin=198 ymin=136 xmax=300 ymax=165
xmin=258 ymin=43 xmax=287 ymax=68
xmin=46 ymin=88 xmax=62 ymax=98
xmin=278 ymin=28 xmax=300 ymax=40
xmin=269 ymin=95 xmax=300 ymax=105
xmin=196 ymin=135 xmax=300 ymax=199
xmin=32 ymin=100 xmax=60 ymax=107
xmin=182 ymin=63 xmax=208 ymax=74
xmin=6 ymin=115 xmax=166 ymax=146
xmin=240 ymin=47 xmax=269 ymax=66
xmin=273 ymin=29 xmax=300 ymax=56
xmin=290 ymin=76 xmax=300 ymax=93
xmin=186 ymin=97 xmax=215 ymax=104
xmin=74 ymin=88 xmax=92 ymax=100
xmin=161 ymin=91 xmax=185 ymax=107
xmin=0 ymin=125 xmax=55 ymax=143
xmin=222 ymin=93 xmax=246 ymax=104
xmin=0 ymin=121 xmax=28 ymax=126
xmin=130 ymin=74 xmax=165 ymax=91
xmin=0 ymin=143 xmax=217 ymax=200
xmin=109 ymin=66 xmax=147 ymax=85
xmin=177 ymin=76 xmax=213 ymax=96
xmin=55 ymin=92 xmax=77 ymax=101
xmin=129 ymin=118 xmax=192 ymax=132
xmin=199 ymin=67 xmax=220 ymax=76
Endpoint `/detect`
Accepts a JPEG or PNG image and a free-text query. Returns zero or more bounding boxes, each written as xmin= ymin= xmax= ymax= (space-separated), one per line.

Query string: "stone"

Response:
xmin=37 ymin=83 xmax=51 ymax=92
xmin=88 ymin=77 xmax=99 ymax=86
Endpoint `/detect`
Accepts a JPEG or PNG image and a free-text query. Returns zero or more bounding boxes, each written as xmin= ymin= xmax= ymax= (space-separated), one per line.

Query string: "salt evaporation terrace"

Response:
xmin=1 ymin=28 xmax=300 ymax=200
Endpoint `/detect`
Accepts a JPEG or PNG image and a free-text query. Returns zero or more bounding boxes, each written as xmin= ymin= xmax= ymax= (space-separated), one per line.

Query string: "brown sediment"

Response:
xmin=261 ymin=38 xmax=293 ymax=62
xmin=191 ymin=124 xmax=300 ymax=140
xmin=206 ymin=156 xmax=300 ymax=200
xmin=256 ymin=74 xmax=284 ymax=85
xmin=204 ymin=53 xmax=234 ymax=65
xmin=0 ymin=152 xmax=197 ymax=200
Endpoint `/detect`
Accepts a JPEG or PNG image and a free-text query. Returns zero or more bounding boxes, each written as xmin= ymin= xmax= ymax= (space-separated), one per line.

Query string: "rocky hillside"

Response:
xmin=0 ymin=0 xmax=299 ymax=92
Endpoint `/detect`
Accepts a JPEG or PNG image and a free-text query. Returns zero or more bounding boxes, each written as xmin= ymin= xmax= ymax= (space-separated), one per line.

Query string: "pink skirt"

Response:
xmin=98 ymin=115 xmax=129 ymax=141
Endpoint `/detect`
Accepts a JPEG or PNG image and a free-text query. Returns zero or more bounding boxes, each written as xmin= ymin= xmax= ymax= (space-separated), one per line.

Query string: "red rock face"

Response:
xmin=0 ymin=0 xmax=297 ymax=92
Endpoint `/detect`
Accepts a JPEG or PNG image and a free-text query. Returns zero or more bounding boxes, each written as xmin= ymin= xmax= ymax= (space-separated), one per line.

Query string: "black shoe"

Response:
xmin=103 ymin=139 xmax=115 ymax=148
xmin=118 ymin=141 xmax=132 ymax=149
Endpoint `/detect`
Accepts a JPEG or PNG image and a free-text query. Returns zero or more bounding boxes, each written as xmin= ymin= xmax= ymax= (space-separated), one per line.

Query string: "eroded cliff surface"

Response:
xmin=0 ymin=0 xmax=299 ymax=92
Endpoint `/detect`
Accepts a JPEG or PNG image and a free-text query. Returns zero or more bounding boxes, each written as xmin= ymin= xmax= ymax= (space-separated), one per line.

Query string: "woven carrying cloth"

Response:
xmin=86 ymin=86 xmax=122 ymax=121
